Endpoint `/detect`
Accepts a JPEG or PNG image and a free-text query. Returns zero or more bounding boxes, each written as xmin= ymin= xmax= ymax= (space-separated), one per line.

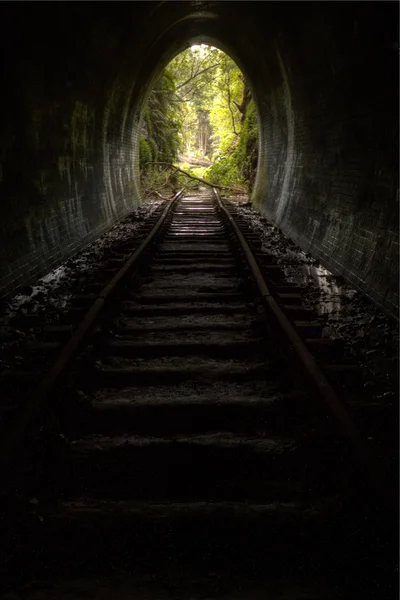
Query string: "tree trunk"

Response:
xmin=234 ymin=81 xmax=251 ymax=124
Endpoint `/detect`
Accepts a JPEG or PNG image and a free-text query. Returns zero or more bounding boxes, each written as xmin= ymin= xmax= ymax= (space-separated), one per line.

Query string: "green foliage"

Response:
xmin=140 ymin=67 xmax=182 ymax=193
xmin=146 ymin=67 xmax=181 ymax=164
xmin=234 ymin=99 xmax=258 ymax=189
xmin=175 ymin=171 xmax=199 ymax=191
xmin=208 ymin=55 xmax=243 ymax=157
xmin=139 ymin=137 xmax=152 ymax=170
xmin=169 ymin=46 xmax=243 ymax=160
xmin=204 ymin=156 xmax=243 ymax=189
xmin=175 ymin=163 xmax=205 ymax=187
xmin=148 ymin=138 xmax=159 ymax=164
xmin=190 ymin=166 xmax=207 ymax=178
xmin=140 ymin=44 xmax=259 ymax=195
xmin=202 ymin=100 xmax=258 ymax=190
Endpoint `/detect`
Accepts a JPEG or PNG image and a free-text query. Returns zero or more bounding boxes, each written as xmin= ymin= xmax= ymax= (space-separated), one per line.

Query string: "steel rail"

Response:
xmin=0 ymin=190 xmax=184 ymax=474
xmin=214 ymin=189 xmax=392 ymax=506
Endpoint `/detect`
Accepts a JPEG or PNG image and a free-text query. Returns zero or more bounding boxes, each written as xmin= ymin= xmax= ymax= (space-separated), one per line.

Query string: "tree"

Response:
xmin=168 ymin=45 xmax=244 ymax=159
xmin=139 ymin=44 xmax=259 ymax=195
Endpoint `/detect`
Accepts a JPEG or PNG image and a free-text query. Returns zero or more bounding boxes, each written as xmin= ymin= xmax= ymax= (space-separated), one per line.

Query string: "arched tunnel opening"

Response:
xmin=0 ymin=2 xmax=398 ymax=598
xmin=138 ymin=43 xmax=260 ymax=202
xmin=0 ymin=2 xmax=397 ymax=314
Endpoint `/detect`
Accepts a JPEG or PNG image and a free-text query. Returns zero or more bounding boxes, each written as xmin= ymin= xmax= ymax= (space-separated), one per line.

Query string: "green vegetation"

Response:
xmin=139 ymin=45 xmax=258 ymax=196
xmin=139 ymin=138 xmax=152 ymax=169
xmin=203 ymin=157 xmax=243 ymax=189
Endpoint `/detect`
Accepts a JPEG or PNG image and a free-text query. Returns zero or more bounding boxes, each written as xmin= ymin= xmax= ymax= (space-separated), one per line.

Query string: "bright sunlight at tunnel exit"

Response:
xmin=139 ymin=44 xmax=259 ymax=200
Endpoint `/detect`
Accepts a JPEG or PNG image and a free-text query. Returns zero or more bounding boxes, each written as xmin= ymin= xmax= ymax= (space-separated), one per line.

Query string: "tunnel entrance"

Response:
xmin=138 ymin=44 xmax=259 ymax=201
xmin=0 ymin=3 xmax=396 ymax=318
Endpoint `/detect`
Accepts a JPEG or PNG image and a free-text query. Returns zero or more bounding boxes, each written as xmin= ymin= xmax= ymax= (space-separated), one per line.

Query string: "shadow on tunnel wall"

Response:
xmin=0 ymin=1 xmax=398 ymax=317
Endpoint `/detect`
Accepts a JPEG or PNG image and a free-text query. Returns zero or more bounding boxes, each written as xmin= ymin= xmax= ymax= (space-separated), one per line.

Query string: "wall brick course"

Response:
xmin=0 ymin=2 xmax=397 ymax=317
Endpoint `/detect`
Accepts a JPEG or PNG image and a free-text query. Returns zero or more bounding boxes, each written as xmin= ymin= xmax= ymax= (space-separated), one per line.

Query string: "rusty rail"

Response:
xmin=0 ymin=186 xmax=393 ymax=509
xmin=0 ymin=190 xmax=184 ymax=473
xmin=214 ymin=189 xmax=392 ymax=506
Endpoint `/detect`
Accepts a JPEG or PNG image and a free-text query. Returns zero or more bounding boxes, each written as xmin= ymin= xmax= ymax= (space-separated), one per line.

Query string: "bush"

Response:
xmin=148 ymin=138 xmax=159 ymax=164
xmin=234 ymin=99 xmax=258 ymax=190
xmin=139 ymin=137 xmax=152 ymax=169
xmin=203 ymin=156 xmax=243 ymax=188
xmin=190 ymin=166 xmax=207 ymax=178
xmin=203 ymin=100 xmax=258 ymax=192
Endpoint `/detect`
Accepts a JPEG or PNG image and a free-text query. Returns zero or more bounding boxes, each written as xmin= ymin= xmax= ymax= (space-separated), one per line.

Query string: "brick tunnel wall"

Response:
xmin=0 ymin=4 xmax=145 ymax=294
xmin=0 ymin=2 xmax=398 ymax=316
xmin=252 ymin=2 xmax=399 ymax=316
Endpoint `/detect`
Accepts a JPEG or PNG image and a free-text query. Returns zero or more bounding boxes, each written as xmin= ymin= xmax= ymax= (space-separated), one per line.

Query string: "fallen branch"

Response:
xmin=153 ymin=190 xmax=171 ymax=201
xmin=144 ymin=162 xmax=247 ymax=194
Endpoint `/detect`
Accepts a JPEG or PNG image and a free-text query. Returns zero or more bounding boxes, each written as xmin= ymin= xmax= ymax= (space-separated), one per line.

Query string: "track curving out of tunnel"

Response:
xmin=0 ymin=189 xmax=397 ymax=599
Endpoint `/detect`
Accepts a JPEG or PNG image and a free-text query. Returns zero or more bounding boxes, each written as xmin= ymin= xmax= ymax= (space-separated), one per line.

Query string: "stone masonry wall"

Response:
xmin=252 ymin=2 xmax=399 ymax=316
xmin=0 ymin=2 xmax=397 ymax=317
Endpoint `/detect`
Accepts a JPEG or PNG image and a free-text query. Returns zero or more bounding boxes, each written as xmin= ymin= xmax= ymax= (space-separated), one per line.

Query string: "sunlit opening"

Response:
xmin=139 ymin=44 xmax=258 ymax=201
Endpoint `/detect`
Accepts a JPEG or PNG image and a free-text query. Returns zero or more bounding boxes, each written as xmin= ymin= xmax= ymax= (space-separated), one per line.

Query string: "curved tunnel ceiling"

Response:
xmin=124 ymin=4 xmax=282 ymax=203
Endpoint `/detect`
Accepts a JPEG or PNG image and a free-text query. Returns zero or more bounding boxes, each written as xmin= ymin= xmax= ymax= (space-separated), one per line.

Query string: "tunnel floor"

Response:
xmin=1 ymin=192 xmax=398 ymax=406
xmin=0 ymin=190 xmax=398 ymax=599
xmin=2 ymin=575 xmax=377 ymax=600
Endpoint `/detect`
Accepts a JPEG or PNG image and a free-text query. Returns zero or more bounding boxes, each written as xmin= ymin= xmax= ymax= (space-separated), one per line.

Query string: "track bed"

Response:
xmin=0 ymin=191 xmax=396 ymax=599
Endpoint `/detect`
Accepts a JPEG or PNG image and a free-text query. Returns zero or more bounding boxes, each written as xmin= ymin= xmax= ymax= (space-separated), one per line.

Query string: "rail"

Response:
xmin=0 ymin=190 xmax=184 ymax=473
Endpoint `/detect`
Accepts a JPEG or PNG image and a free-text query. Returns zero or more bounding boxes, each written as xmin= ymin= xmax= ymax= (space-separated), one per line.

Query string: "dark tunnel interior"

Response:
xmin=0 ymin=1 xmax=398 ymax=314
xmin=0 ymin=2 xmax=398 ymax=599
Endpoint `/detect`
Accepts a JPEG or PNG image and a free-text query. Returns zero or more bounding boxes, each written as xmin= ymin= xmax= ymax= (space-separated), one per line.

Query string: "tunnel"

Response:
xmin=0 ymin=1 xmax=398 ymax=316
xmin=0 ymin=2 xmax=399 ymax=597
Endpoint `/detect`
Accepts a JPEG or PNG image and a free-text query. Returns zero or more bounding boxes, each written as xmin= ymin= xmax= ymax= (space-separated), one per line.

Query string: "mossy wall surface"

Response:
xmin=0 ymin=2 xmax=398 ymax=315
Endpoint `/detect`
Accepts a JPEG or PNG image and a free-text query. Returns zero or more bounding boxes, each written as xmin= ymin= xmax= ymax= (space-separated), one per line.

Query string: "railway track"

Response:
xmin=0 ymin=189 xmax=397 ymax=598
